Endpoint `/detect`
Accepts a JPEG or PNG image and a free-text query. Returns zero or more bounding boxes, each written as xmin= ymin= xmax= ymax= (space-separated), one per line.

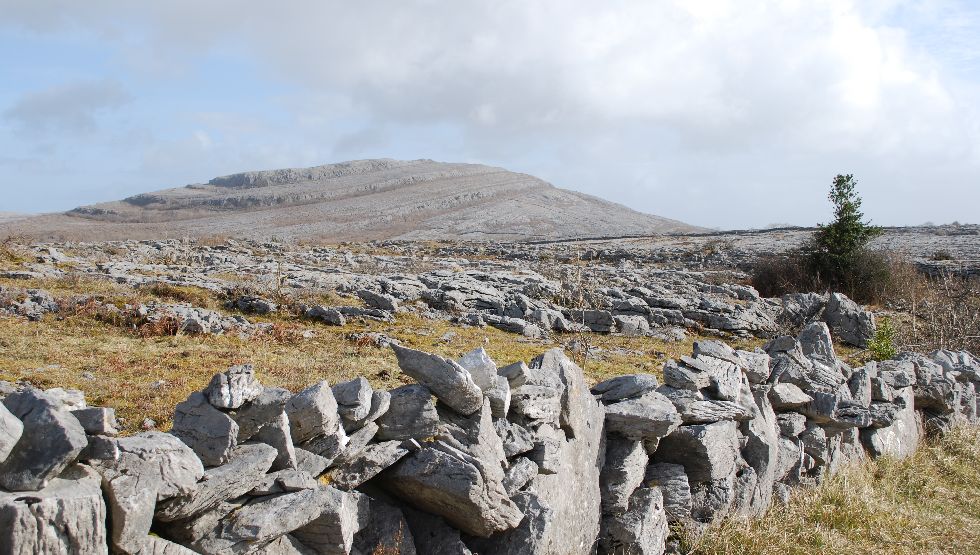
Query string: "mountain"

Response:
xmin=2 ymin=159 xmax=700 ymax=241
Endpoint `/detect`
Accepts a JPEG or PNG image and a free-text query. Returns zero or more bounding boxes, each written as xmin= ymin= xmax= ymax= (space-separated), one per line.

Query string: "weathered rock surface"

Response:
xmin=0 ymin=387 xmax=88 ymax=491
xmin=0 ymin=464 xmax=108 ymax=554
xmin=392 ymin=345 xmax=484 ymax=415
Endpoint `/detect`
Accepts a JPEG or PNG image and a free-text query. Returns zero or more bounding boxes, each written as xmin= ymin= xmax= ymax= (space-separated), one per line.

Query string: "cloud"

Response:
xmin=0 ymin=0 xmax=978 ymax=226
xmin=3 ymin=79 xmax=131 ymax=134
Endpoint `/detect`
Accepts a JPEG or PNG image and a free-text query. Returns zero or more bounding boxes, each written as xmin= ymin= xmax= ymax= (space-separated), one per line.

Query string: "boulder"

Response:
xmin=457 ymin=346 xmax=498 ymax=391
xmin=490 ymin=349 xmax=606 ymax=554
xmin=652 ymin=421 xmax=740 ymax=484
xmin=768 ymin=383 xmax=812 ymax=410
xmin=0 ymin=400 xmax=24 ymax=463
xmin=861 ymin=387 xmax=921 ymax=459
xmin=343 ymin=390 xmax=391 ymax=432
xmin=156 ymin=443 xmax=278 ymax=522
xmin=645 ymin=463 xmax=692 ymax=522
xmin=0 ymin=464 xmax=108 ymax=554
xmin=328 ymin=440 xmax=412 ymax=491
xmin=599 ymin=435 xmax=648 ymax=513
xmin=380 ymin=443 xmax=523 ymax=537
xmin=71 ymin=407 xmax=120 ymax=436
xmin=292 ymin=488 xmax=371 ymax=555
xmin=233 ymin=387 xmax=291 ymax=442
xmin=191 ymin=487 xmax=338 ymax=554
xmin=255 ymin=411 xmax=299 ymax=470
xmin=392 ymin=345 xmax=483 ymax=415
xmin=604 ymin=392 xmax=682 ymax=442
xmin=503 ymin=456 xmax=538 ymax=495
xmin=331 ymin=377 xmax=373 ymax=422
xmin=285 ymin=381 xmax=342 ymax=445
xmin=495 ymin=418 xmax=535 ymax=458
xmin=485 ymin=375 xmax=512 ymax=419
xmin=592 ymin=374 xmax=659 ymax=402
xmin=171 ymin=392 xmax=239 ymax=467
xmin=822 ymin=292 xmax=876 ymax=347
xmin=599 ymin=487 xmax=669 ymax=555
xmin=205 ymin=365 xmax=263 ymax=409
xmin=90 ymin=432 xmax=205 ymax=554
xmin=0 ymin=387 xmax=88 ymax=491
xmin=375 ymin=384 xmax=440 ymax=441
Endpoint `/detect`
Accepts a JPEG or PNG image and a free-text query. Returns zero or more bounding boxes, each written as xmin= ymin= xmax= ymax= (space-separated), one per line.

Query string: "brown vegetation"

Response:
xmin=690 ymin=425 xmax=980 ymax=555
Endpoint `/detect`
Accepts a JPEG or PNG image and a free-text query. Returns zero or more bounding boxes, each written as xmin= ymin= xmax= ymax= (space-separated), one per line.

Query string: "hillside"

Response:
xmin=2 ymin=159 xmax=699 ymax=241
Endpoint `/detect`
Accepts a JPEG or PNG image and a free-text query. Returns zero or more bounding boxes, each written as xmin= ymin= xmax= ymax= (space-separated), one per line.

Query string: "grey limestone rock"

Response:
xmin=768 ymin=383 xmax=813 ymax=410
xmin=139 ymin=536 xmax=200 ymax=554
xmin=498 ymin=361 xmax=530 ymax=388
xmin=328 ymin=440 xmax=412 ymax=491
xmin=599 ymin=487 xmax=669 ymax=555
xmin=503 ymin=456 xmax=538 ymax=494
xmin=604 ymin=392 xmax=682 ymax=442
xmin=205 ymin=365 xmax=263 ymax=409
xmin=392 ymin=345 xmax=484 ymax=415
xmin=292 ymin=488 xmax=371 ymax=555
xmin=332 ymin=421 xmax=378 ymax=467
xmin=485 ymin=375 xmax=512 ymax=419
xmin=331 ymin=377 xmax=373 ymax=422
xmin=822 ymin=292 xmax=876 ymax=347
xmin=861 ymin=387 xmax=921 ymax=459
xmin=156 ymin=443 xmax=278 ymax=522
xmin=777 ymin=412 xmax=807 ymax=437
xmin=357 ymin=289 xmax=400 ymax=312
xmin=465 ymin=491 xmax=553 ymax=555
xmin=0 ymin=387 xmax=88 ymax=491
xmin=285 ymin=381 xmax=342 ymax=445
xmin=304 ymin=305 xmax=346 ymax=326
xmin=672 ymin=398 xmax=752 ymax=424
xmin=192 ymin=487 xmax=338 ymax=554
xmin=375 ymin=384 xmax=440 ymax=441
xmin=403 ymin=506 xmax=473 ymax=555
xmin=592 ymin=374 xmax=660 ymax=403
xmin=71 ymin=406 xmax=120 ymax=436
xmin=645 ymin=462 xmax=692 ymax=523
xmin=457 ymin=346 xmax=498 ymax=391
xmin=653 ymin=421 xmax=740 ymax=484
xmin=255 ymin=411 xmax=299 ymax=470
xmin=91 ymin=432 xmax=205 ymax=554
xmin=0 ymin=464 xmax=108 ymax=554
xmin=233 ymin=387 xmax=291 ymax=442
xmin=380 ymin=444 xmax=523 ymax=537
xmin=599 ymin=435 xmax=648 ymax=513
xmin=171 ymin=391 xmax=239 ymax=467
xmin=494 ymin=418 xmax=535 ymax=458
xmin=0 ymin=400 xmax=24 ymax=464
xmin=343 ymin=389 xmax=391 ymax=432
xmin=293 ymin=448 xmax=331 ymax=477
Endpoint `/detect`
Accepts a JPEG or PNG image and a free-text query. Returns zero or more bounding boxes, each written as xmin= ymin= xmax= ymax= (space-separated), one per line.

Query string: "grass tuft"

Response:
xmin=689 ymin=425 xmax=980 ymax=555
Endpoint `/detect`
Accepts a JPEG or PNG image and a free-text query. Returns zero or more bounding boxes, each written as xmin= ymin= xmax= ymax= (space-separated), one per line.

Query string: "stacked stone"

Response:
xmin=1 ymin=338 xmax=978 ymax=554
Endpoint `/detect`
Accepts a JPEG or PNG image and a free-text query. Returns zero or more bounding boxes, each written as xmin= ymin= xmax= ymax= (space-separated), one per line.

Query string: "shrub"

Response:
xmin=867 ymin=317 xmax=898 ymax=361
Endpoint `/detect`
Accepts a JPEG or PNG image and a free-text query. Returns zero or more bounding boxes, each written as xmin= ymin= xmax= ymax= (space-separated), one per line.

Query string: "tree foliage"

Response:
xmin=804 ymin=174 xmax=883 ymax=292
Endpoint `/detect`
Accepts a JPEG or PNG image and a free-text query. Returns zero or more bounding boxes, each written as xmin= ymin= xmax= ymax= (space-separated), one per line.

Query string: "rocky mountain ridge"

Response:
xmin=3 ymin=159 xmax=699 ymax=241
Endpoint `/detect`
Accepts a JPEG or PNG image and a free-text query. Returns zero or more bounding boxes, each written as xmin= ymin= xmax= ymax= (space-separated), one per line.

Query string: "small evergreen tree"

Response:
xmin=805 ymin=174 xmax=883 ymax=292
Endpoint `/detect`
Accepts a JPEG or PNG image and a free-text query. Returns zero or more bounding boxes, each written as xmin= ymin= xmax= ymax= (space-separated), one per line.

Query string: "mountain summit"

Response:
xmin=6 ymin=159 xmax=699 ymax=241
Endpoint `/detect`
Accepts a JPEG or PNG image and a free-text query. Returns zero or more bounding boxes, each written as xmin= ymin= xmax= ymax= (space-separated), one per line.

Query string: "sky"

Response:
xmin=0 ymin=0 xmax=978 ymax=229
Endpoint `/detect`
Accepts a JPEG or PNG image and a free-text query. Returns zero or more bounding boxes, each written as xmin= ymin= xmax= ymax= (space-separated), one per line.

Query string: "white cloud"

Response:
xmin=3 ymin=79 xmax=131 ymax=134
xmin=0 ymin=0 xmax=978 ymax=226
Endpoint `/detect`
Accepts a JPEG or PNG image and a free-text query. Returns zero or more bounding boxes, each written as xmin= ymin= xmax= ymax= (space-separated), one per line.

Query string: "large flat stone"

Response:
xmin=392 ymin=345 xmax=484 ymax=415
xmin=0 ymin=387 xmax=88 ymax=491
xmin=171 ymin=391 xmax=239 ymax=467
xmin=0 ymin=464 xmax=108 ymax=554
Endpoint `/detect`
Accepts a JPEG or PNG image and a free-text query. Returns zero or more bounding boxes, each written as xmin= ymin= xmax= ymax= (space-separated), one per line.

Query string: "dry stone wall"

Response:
xmin=1 ymin=332 xmax=978 ymax=554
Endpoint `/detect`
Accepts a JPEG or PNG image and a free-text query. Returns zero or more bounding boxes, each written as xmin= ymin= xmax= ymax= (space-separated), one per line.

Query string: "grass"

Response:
xmin=688 ymin=425 xmax=980 ymax=555
xmin=0 ymin=274 xmax=749 ymax=433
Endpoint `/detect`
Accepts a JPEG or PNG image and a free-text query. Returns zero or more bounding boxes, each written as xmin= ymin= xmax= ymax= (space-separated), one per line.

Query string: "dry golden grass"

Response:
xmin=689 ymin=425 xmax=980 ymax=555
xmin=0 ymin=274 xmax=742 ymax=434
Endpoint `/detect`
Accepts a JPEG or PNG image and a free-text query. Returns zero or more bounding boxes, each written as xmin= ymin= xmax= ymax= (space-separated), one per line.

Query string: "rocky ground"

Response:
xmin=0 ymin=230 xmax=978 ymax=554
